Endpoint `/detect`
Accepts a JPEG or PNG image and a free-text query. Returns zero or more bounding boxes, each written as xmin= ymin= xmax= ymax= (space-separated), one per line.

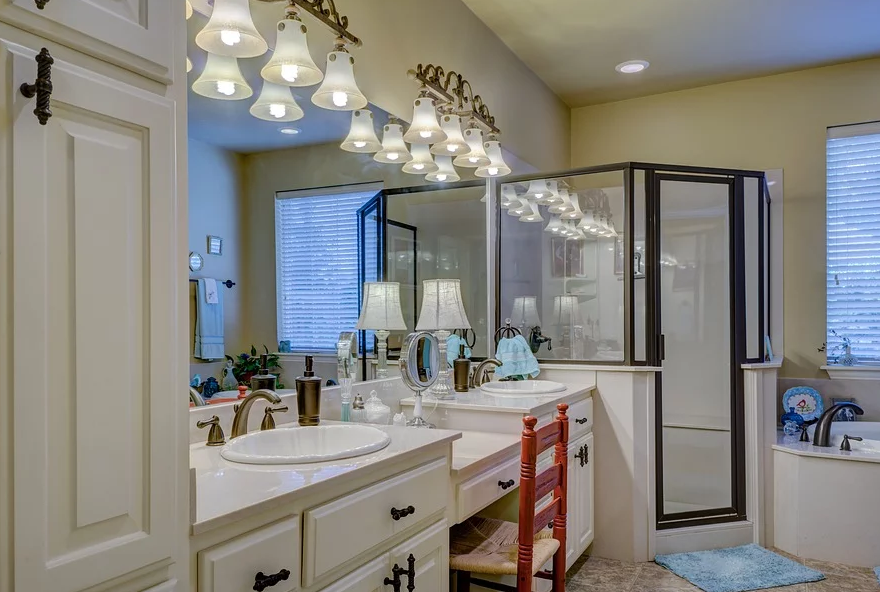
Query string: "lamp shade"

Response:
xmin=404 ymin=97 xmax=446 ymax=145
xmin=195 ymin=0 xmax=267 ymax=58
xmin=341 ymin=109 xmax=381 ymax=153
xmin=402 ymin=144 xmax=438 ymax=175
xmin=186 ymin=56 xmax=193 ymax=73
xmin=416 ymin=279 xmax=471 ymax=331
xmin=261 ymin=18 xmax=324 ymax=87
xmin=186 ymin=0 xmax=193 ymax=20
xmin=524 ymin=180 xmax=561 ymax=205
xmin=425 ymin=155 xmax=460 ymax=183
xmin=356 ymin=282 xmax=408 ymax=330
xmin=577 ymin=210 xmax=599 ymax=233
xmin=192 ymin=53 xmax=253 ymax=100
xmin=560 ymin=193 xmax=585 ymax=220
xmin=374 ymin=121 xmax=413 ymax=164
xmin=249 ymin=82 xmax=304 ymax=121
xmin=475 ymin=139 xmax=512 ymax=178
xmin=511 ymin=296 xmax=542 ymax=327
xmin=500 ymin=185 xmax=519 ymax=209
xmin=519 ymin=200 xmax=544 ymax=223
xmin=431 ymin=114 xmax=469 ymax=156
xmin=552 ymin=295 xmax=582 ymax=325
xmin=507 ymin=198 xmax=530 ymax=217
xmin=545 ymin=215 xmax=564 ymax=234
xmin=454 ymin=127 xmax=490 ymax=167
xmin=311 ymin=49 xmax=367 ymax=111
xmin=549 ymin=189 xmax=575 ymax=214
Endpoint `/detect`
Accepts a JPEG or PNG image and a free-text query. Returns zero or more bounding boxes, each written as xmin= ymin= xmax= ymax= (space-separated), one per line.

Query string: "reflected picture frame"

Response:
xmin=207 ymin=235 xmax=223 ymax=256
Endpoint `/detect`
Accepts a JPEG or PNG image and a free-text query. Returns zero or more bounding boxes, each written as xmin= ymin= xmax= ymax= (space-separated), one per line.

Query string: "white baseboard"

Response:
xmin=654 ymin=521 xmax=755 ymax=556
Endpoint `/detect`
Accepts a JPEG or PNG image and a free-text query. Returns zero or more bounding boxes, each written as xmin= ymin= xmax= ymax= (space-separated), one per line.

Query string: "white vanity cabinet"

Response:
xmin=0 ymin=0 xmax=175 ymax=81
xmin=566 ymin=432 xmax=594 ymax=566
xmin=0 ymin=16 xmax=186 ymax=592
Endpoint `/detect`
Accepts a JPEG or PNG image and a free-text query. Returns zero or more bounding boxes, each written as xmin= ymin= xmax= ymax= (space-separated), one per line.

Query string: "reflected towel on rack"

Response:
xmin=447 ymin=334 xmax=472 ymax=367
xmin=495 ymin=335 xmax=539 ymax=379
xmin=194 ymin=279 xmax=225 ymax=360
xmin=203 ymin=278 xmax=219 ymax=304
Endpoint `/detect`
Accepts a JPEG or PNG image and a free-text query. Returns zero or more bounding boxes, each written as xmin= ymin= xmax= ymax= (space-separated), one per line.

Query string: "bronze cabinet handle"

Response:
xmin=498 ymin=479 xmax=515 ymax=490
xmin=20 ymin=48 xmax=54 ymax=125
xmin=575 ymin=418 xmax=588 ymax=425
xmin=390 ymin=505 xmax=415 ymax=521
xmin=384 ymin=555 xmax=416 ymax=592
xmin=253 ymin=569 xmax=290 ymax=591
xmin=35 ymin=0 xmax=50 ymax=8
xmin=575 ymin=444 xmax=589 ymax=467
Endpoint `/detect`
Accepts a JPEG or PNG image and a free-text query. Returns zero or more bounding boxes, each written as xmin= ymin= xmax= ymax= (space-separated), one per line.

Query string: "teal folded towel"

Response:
xmin=447 ymin=334 xmax=472 ymax=367
xmin=495 ymin=335 xmax=539 ymax=379
xmin=194 ymin=279 xmax=225 ymax=360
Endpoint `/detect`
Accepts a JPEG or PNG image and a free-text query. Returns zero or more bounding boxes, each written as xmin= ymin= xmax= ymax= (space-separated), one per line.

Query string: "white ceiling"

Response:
xmin=459 ymin=0 xmax=880 ymax=107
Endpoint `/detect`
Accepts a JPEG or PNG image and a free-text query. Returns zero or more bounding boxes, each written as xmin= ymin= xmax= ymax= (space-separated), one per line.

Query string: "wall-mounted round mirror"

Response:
xmin=189 ymin=251 xmax=204 ymax=272
xmin=337 ymin=331 xmax=359 ymax=382
xmin=399 ymin=331 xmax=439 ymax=428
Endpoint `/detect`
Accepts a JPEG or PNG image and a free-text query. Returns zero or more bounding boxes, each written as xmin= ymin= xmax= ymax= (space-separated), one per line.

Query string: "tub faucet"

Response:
xmin=230 ymin=389 xmax=282 ymax=439
xmin=189 ymin=387 xmax=206 ymax=407
xmin=812 ymin=403 xmax=864 ymax=447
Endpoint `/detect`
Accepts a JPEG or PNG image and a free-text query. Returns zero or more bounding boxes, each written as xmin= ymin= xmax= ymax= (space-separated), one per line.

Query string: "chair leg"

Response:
xmin=551 ymin=547 xmax=565 ymax=592
xmin=457 ymin=570 xmax=471 ymax=592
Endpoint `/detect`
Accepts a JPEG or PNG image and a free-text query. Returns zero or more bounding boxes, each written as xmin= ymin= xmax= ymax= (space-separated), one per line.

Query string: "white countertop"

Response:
xmin=399 ymin=382 xmax=594 ymax=417
xmin=772 ymin=432 xmax=880 ymax=464
xmin=451 ymin=431 xmax=521 ymax=482
xmin=190 ymin=422 xmax=460 ymax=536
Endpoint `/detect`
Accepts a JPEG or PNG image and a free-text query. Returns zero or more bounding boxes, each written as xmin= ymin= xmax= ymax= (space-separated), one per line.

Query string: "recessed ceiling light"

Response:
xmin=615 ymin=60 xmax=649 ymax=74
xmin=279 ymin=127 xmax=300 ymax=135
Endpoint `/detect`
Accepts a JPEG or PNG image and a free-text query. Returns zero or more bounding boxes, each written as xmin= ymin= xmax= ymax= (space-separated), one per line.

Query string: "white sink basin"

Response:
xmin=480 ymin=380 xmax=567 ymax=396
xmin=220 ymin=425 xmax=392 ymax=465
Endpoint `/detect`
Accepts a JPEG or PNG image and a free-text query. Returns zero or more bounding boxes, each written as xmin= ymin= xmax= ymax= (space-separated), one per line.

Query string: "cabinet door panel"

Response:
xmin=321 ymin=555 xmax=389 ymax=592
xmin=390 ymin=521 xmax=448 ymax=592
xmin=0 ymin=0 xmax=174 ymax=81
xmin=577 ymin=433 xmax=595 ymax=552
xmin=8 ymin=40 xmax=178 ymax=592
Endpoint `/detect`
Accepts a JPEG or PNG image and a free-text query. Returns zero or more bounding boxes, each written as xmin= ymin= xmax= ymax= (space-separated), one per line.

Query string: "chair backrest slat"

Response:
xmin=533 ymin=497 xmax=560 ymax=535
xmin=534 ymin=464 xmax=562 ymax=502
xmin=535 ymin=423 xmax=561 ymax=455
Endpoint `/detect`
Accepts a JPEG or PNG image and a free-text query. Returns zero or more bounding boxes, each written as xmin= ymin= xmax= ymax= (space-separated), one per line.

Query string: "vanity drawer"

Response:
xmin=198 ymin=516 xmax=300 ymax=592
xmin=455 ymin=456 xmax=521 ymax=523
xmin=303 ymin=458 xmax=448 ymax=585
xmin=569 ymin=397 xmax=593 ymax=440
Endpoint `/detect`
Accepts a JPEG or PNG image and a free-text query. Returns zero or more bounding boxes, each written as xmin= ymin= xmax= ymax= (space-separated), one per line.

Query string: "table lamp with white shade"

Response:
xmin=511 ymin=296 xmax=542 ymax=331
xmin=356 ymin=282 xmax=408 ymax=378
xmin=552 ymin=294 xmax=583 ymax=358
xmin=416 ymin=279 xmax=471 ymax=399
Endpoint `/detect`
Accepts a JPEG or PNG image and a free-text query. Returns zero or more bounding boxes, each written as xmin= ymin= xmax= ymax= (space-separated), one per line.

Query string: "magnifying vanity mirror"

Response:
xmin=399 ymin=331 xmax=440 ymax=428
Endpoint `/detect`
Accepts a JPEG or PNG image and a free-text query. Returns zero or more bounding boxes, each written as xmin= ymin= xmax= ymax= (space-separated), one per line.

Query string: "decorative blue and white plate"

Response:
xmin=782 ymin=386 xmax=824 ymax=422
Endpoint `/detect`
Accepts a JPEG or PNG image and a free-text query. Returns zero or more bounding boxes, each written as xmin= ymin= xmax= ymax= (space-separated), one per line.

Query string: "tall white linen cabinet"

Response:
xmin=0 ymin=2 xmax=190 ymax=591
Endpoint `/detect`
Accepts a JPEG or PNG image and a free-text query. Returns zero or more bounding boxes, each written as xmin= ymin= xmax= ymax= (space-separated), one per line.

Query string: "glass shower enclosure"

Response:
xmin=495 ymin=163 xmax=770 ymax=530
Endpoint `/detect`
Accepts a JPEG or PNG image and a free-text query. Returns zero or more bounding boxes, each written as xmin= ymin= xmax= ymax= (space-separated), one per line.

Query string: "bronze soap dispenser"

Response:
xmin=454 ymin=344 xmax=470 ymax=393
xmin=296 ymin=355 xmax=322 ymax=426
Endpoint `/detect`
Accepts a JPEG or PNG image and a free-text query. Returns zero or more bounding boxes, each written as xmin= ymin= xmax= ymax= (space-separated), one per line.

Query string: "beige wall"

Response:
xmin=571 ymin=57 xmax=880 ymax=378
xmin=188 ymin=139 xmax=247 ymax=379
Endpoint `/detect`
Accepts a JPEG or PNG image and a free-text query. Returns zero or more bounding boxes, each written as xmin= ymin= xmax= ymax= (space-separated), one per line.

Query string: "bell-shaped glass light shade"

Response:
xmin=404 ymin=98 xmax=446 ymax=145
xmin=560 ymin=193 xmax=585 ymax=220
xmin=500 ymin=185 xmax=519 ymax=209
xmin=549 ymin=189 xmax=574 ymax=214
xmin=186 ymin=0 xmax=193 ymax=20
xmin=523 ymin=180 xmax=561 ymax=205
xmin=519 ymin=200 xmax=544 ymax=222
xmin=186 ymin=56 xmax=193 ymax=73
xmin=193 ymin=53 xmax=253 ymax=100
xmin=475 ymin=140 xmax=512 ymax=178
xmin=341 ymin=109 xmax=381 ymax=153
xmin=249 ymin=82 xmax=304 ymax=121
xmin=425 ymin=155 xmax=460 ymax=183
xmin=312 ymin=50 xmax=367 ymax=111
xmin=605 ymin=216 xmax=619 ymax=237
xmin=374 ymin=122 xmax=412 ymax=164
xmin=545 ymin=215 xmax=564 ymax=234
xmin=195 ymin=0 xmax=267 ymax=58
xmin=508 ymin=198 xmax=530 ymax=217
xmin=261 ymin=18 xmax=324 ymax=87
xmin=454 ymin=128 xmax=490 ymax=167
xmin=577 ymin=211 xmax=599 ymax=234
xmin=402 ymin=144 xmax=438 ymax=175
xmin=431 ymin=114 xmax=469 ymax=156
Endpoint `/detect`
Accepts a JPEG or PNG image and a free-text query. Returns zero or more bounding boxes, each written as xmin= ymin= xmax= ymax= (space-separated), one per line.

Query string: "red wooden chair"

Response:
xmin=450 ymin=403 xmax=569 ymax=592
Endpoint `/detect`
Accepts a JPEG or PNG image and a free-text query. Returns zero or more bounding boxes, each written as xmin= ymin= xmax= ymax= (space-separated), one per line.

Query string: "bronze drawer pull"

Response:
xmin=575 ymin=418 xmax=588 ymax=425
xmin=498 ymin=479 xmax=515 ymax=490
xmin=20 ymin=48 xmax=54 ymax=125
xmin=253 ymin=568 xmax=290 ymax=591
xmin=35 ymin=0 xmax=50 ymax=8
xmin=390 ymin=505 xmax=415 ymax=521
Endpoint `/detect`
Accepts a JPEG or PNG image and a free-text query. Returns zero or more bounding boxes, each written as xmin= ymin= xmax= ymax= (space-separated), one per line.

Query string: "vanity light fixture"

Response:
xmin=544 ymin=215 xmax=565 ymax=234
xmin=426 ymin=155 xmax=460 ymax=183
xmin=548 ymin=188 xmax=574 ymax=214
xmin=616 ymin=60 xmax=649 ymax=74
xmin=519 ymin=200 xmax=544 ymax=223
xmin=340 ymin=109 xmax=381 ymax=153
xmin=186 ymin=0 xmax=193 ymax=19
xmin=312 ymin=40 xmax=368 ymax=110
xmin=475 ymin=135 xmax=511 ymax=178
xmin=454 ymin=127 xmax=491 ymax=168
xmin=500 ymin=185 xmax=519 ymax=209
xmin=192 ymin=53 xmax=253 ymax=100
xmin=196 ymin=0 xmax=268 ymax=58
xmin=560 ymin=194 xmax=585 ymax=220
xmin=404 ymin=95 xmax=447 ymax=144
xmin=249 ymin=81 xmax=305 ymax=121
xmin=523 ymin=179 xmax=561 ymax=205
xmin=186 ymin=56 xmax=193 ymax=73
xmin=431 ymin=113 xmax=469 ymax=156
xmin=402 ymin=144 xmax=438 ymax=175
xmin=374 ymin=118 xmax=413 ymax=164
xmin=260 ymin=6 xmax=324 ymax=87
xmin=507 ymin=197 xmax=530 ymax=217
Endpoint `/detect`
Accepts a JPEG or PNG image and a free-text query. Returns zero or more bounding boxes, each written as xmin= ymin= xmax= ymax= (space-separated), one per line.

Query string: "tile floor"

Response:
xmin=566 ymin=550 xmax=880 ymax=592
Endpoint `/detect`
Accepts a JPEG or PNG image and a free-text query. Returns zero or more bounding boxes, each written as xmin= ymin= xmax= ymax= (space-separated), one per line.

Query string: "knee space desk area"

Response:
xmin=186 ymin=379 xmax=595 ymax=592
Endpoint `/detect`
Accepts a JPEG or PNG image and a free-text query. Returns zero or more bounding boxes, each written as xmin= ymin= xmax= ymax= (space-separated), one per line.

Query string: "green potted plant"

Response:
xmin=226 ymin=345 xmax=284 ymax=388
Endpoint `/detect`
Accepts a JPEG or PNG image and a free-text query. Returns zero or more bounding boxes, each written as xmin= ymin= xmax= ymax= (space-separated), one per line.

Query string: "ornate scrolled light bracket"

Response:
xmin=408 ymin=63 xmax=500 ymax=135
xmin=256 ymin=0 xmax=362 ymax=47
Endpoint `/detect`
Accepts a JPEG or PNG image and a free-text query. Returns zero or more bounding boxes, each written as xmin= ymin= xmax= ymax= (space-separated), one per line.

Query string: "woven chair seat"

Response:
xmin=450 ymin=516 xmax=560 ymax=576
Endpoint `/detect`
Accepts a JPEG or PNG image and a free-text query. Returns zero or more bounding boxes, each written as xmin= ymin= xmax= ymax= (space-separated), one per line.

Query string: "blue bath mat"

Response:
xmin=654 ymin=544 xmax=824 ymax=592
xmin=873 ymin=566 xmax=880 ymax=583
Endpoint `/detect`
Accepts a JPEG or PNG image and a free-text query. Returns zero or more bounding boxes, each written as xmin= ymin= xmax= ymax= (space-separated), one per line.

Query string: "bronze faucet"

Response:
xmin=469 ymin=359 xmax=501 ymax=388
xmin=189 ymin=386 xmax=207 ymax=406
xmin=230 ymin=389 xmax=283 ymax=439
xmin=812 ymin=402 xmax=864 ymax=447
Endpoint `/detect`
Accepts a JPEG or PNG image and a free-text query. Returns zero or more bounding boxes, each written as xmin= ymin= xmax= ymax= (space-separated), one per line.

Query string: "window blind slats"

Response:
xmin=826 ymin=128 xmax=880 ymax=362
xmin=275 ymin=190 xmax=375 ymax=352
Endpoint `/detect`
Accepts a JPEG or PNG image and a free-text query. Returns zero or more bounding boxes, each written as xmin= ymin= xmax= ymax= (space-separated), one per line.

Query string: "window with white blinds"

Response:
xmin=275 ymin=187 xmax=378 ymax=352
xmin=827 ymin=123 xmax=880 ymax=363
